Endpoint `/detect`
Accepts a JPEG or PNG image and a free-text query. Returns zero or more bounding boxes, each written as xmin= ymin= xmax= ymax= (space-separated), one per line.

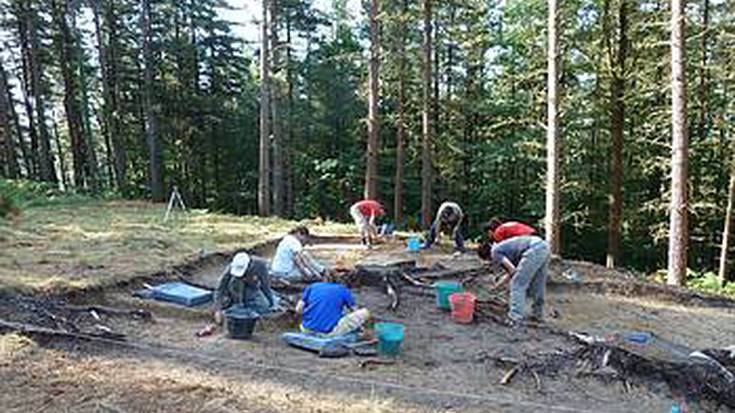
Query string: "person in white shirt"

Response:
xmin=270 ymin=226 xmax=327 ymax=281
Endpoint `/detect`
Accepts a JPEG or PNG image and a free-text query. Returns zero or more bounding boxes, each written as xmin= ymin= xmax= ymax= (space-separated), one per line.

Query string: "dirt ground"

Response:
xmin=2 ymin=237 xmax=735 ymax=412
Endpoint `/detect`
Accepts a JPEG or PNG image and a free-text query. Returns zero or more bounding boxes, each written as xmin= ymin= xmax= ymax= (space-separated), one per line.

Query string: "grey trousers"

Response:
xmin=508 ymin=241 xmax=550 ymax=321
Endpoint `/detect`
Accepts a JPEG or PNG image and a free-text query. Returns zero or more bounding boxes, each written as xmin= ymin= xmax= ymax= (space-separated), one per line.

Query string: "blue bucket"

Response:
xmin=406 ymin=237 xmax=421 ymax=252
xmin=375 ymin=322 xmax=405 ymax=357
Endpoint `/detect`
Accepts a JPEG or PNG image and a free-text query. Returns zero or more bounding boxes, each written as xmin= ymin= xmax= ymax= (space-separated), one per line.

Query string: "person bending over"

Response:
xmin=483 ymin=218 xmax=536 ymax=244
xmin=349 ymin=199 xmax=385 ymax=247
xmin=296 ymin=281 xmax=370 ymax=337
xmin=478 ymin=218 xmax=537 ymax=261
xmin=423 ymin=201 xmax=464 ymax=251
xmin=489 ymin=235 xmax=550 ymax=325
xmin=214 ymin=252 xmax=277 ymax=323
xmin=271 ymin=226 xmax=327 ymax=282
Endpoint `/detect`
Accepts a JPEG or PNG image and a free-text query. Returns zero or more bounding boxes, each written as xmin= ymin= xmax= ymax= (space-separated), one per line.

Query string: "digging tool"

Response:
xmin=500 ymin=365 xmax=521 ymax=385
xmin=359 ymin=358 xmax=396 ymax=368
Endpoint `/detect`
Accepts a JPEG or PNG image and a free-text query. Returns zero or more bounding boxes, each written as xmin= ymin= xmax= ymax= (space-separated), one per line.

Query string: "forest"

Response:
xmin=0 ymin=0 xmax=734 ymax=285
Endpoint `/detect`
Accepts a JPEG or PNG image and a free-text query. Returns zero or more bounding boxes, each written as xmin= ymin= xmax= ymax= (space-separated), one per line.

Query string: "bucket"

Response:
xmin=224 ymin=306 xmax=260 ymax=339
xmin=434 ymin=281 xmax=463 ymax=310
xmin=406 ymin=237 xmax=421 ymax=252
xmin=449 ymin=292 xmax=476 ymax=324
xmin=375 ymin=322 xmax=405 ymax=357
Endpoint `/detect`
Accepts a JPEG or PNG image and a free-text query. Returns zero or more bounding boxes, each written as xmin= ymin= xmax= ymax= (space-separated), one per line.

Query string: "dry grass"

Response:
xmin=0 ymin=333 xmax=439 ymax=413
xmin=0 ymin=200 xmax=352 ymax=295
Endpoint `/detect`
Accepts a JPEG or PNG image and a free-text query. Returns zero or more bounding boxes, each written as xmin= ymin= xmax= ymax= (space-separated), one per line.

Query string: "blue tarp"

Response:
xmin=150 ymin=282 xmax=213 ymax=307
xmin=281 ymin=331 xmax=359 ymax=352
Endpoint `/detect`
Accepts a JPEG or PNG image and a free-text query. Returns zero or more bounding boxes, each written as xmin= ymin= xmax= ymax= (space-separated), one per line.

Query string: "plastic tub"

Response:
xmin=406 ymin=237 xmax=421 ymax=252
xmin=224 ymin=306 xmax=260 ymax=339
xmin=449 ymin=292 xmax=476 ymax=324
xmin=434 ymin=281 xmax=463 ymax=310
xmin=375 ymin=322 xmax=405 ymax=357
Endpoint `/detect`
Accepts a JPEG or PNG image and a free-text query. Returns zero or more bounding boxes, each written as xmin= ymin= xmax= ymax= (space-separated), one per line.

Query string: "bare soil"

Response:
xmin=2 ymin=237 xmax=734 ymax=413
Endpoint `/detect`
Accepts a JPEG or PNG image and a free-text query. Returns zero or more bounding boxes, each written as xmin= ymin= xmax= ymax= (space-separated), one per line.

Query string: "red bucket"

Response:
xmin=449 ymin=292 xmax=476 ymax=324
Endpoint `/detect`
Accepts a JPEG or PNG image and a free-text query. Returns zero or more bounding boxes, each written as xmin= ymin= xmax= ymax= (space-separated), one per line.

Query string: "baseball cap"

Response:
xmin=230 ymin=252 xmax=251 ymax=277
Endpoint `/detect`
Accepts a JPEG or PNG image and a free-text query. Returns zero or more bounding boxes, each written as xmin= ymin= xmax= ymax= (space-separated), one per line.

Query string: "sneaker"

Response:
xmin=504 ymin=315 xmax=524 ymax=328
xmin=528 ymin=314 xmax=545 ymax=324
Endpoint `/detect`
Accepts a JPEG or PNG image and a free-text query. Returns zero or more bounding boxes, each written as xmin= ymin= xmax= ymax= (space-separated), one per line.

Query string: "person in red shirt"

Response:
xmin=349 ymin=200 xmax=385 ymax=247
xmin=484 ymin=218 xmax=537 ymax=243
xmin=478 ymin=219 xmax=537 ymax=261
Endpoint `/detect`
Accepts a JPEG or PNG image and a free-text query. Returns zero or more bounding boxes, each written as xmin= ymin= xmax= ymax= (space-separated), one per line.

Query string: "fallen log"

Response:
xmin=0 ymin=319 xmax=127 ymax=342
xmin=64 ymin=305 xmax=153 ymax=321
xmin=398 ymin=271 xmax=433 ymax=288
xmin=413 ymin=266 xmax=487 ymax=282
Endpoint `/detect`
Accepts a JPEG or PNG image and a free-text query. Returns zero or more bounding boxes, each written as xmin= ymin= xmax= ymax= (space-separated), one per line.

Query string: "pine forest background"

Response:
xmin=0 ymin=0 xmax=734 ymax=282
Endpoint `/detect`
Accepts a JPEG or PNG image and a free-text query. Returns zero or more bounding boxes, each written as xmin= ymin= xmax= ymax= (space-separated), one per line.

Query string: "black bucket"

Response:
xmin=224 ymin=306 xmax=260 ymax=339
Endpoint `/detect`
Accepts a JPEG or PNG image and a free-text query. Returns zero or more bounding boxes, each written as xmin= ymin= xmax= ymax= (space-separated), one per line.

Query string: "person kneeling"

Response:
xmin=214 ymin=252 xmax=277 ymax=324
xmin=489 ymin=235 xmax=550 ymax=325
xmin=271 ymin=226 xmax=327 ymax=282
xmin=296 ymin=282 xmax=370 ymax=337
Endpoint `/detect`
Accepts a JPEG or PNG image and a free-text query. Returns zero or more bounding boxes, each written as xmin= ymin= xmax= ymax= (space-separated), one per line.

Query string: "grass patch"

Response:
xmin=648 ymin=269 xmax=735 ymax=299
xmin=0 ymin=199 xmax=352 ymax=295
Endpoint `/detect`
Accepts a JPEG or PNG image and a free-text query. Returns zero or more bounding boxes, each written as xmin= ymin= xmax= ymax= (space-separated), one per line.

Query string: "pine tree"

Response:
xmin=667 ymin=0 xmax=689 ymax=286
xmin=545 ymin=0 xmax=562 ymax=255
xmin=258 ymin=0 xmax=272 ymax=216
xmin=141 ymin=0 xmax=163 ymax=201
xmin=364 ymin=0 xmax=380 ymax=201
xmin=421 ymin=0 xmax=433 ymax=228
xmin=605 ymin=0 xmax=629 ymax=268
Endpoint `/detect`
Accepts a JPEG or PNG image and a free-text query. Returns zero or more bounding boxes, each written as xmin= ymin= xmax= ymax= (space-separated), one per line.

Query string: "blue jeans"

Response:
xmin=508 ymin=241 xmax=550 ymax=321
xmin=424 ymin=219 xmax=464 ymax=251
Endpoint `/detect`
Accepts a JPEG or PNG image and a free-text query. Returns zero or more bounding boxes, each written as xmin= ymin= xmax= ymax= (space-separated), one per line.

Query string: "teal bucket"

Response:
xmin=375 ymin=322 xmax=405 ymax=357
xmin=435 ymin=281 xmax=463 ymax=310
xmin=406 ymin=237 xmax=421 ymax=252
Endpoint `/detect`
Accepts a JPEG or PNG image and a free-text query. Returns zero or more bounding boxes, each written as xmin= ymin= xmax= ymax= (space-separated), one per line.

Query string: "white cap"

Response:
xmin=230 ymin=252 xmax=251 ymax=277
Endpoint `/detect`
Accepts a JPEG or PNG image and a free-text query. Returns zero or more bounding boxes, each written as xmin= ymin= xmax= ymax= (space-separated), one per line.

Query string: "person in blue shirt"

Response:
xmin=490 ymin=235 xmax=550 ymax=325
xmin=295 ymin=282 xmax=370 ymax=336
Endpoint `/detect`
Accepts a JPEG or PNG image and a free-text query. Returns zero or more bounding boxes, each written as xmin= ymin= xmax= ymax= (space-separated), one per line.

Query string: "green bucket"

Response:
xmin=434 ymin=281 xmax=463 ymax=310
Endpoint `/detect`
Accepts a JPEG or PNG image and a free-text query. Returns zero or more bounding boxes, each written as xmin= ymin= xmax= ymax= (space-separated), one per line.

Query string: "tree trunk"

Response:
xmin=719 ymin=154 xmax=735 ymax=285
xmin=271 ymin=0 xmax=284 ymax=216
xmin=29 ymin=4 xmax=56 ymax=183
xmin=51 ymin=113 xmax=69 ymax=188
xmin=421 ymin=0 xmax=433 ymax=228
xmin=393 ymin=0 xmax=408 ymax=227
xmin=545 ymin=0 xmax=562 ymax=255
xmin=364 ymin=0 xmax=380 ymax=201
xmin=19 ymin=2 xmax=56 ymax=183
xmin=16 ymin=11 xmax=39 ymax=178
xmin=141 ymin=0 xmax=164 ymax=201
xmin=667 ymin=0 xmax=689 ymax=286
xmin=696 ymin=0 xmax=709 ymax=143
xmin=91 ymin=0 xmax=114 ymax=187
xmin=606 ymin=0 xmax=629 ymax=268
xmin=52 ymin=0 xmax=88 ymax=189
xmin=433 ymin=21 xmax=440 ymax=150
xmin=92 ymin=0 xmax=126 ymax=192
xmin=285 ymin=12 xmax=294 ymax=217
xmin=5 ymin=66 xmax=30 ymax=177
xmin=0 ymin=58 xmax=20 ymax=178
xmin=258 ymin=0 xmax=272 ymax=216
xmin=72 ymin=11 xmax=100 ymax=193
